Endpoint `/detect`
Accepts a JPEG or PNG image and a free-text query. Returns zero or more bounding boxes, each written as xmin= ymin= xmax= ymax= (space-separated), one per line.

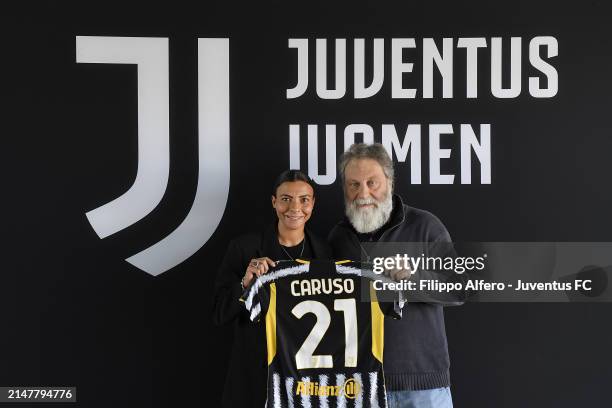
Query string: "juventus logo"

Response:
xmin=76 ymin=36 xmax=230 ymax=276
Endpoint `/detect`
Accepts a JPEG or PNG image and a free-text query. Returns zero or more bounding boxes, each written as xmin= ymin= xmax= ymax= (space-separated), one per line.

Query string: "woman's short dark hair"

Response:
xmin=272 ymin=170 xmax=316 ymax=196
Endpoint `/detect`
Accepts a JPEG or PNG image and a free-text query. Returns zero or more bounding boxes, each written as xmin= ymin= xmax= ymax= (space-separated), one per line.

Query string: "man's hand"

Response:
xmin=385 ymin=264 xmax=413 ymax=282
xmin=242 ymin=257 xmax=276 ymax=288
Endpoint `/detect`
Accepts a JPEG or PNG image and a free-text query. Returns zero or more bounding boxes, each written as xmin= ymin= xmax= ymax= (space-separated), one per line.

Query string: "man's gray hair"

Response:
xmin=338 ymin=143 xmax=395 ymax=188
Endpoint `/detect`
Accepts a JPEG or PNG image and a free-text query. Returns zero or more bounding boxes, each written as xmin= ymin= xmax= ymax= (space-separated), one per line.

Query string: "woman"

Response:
xmin=212 ymin=170 xmax=331 ymax=408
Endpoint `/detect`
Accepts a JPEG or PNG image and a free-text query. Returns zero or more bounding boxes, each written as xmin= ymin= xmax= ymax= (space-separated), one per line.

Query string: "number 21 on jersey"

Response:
xmin=291 ymin=298 xmax=357 ymax=370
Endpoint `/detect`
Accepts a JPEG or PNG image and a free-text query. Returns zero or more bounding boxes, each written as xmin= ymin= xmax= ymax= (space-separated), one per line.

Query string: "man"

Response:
xmin=328 ymin=143 xmax=459 ymax=408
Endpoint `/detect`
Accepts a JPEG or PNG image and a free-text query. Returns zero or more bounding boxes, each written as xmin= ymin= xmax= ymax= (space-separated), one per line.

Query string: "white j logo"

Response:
xmin=76 ymin=36 xmax=230 ymax=276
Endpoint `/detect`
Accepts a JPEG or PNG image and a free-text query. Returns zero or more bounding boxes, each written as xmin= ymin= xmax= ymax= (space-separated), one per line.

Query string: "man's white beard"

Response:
xmin=345 ymin=191 xmax=393 ymax=234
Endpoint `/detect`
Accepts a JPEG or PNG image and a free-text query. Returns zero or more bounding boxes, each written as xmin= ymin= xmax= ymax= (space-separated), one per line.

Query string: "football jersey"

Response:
xmin=240 ymin=259 xmax=402 ymax=408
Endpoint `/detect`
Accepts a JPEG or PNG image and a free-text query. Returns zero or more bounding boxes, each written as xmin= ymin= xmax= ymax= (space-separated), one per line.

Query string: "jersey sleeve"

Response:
xmin=376 ymin=294 xmax=404 ymax=319
xmin=338 ymin=260 xmax=405 ymax=319
xmin=239 ymin=278 xmax=270 ymax=323
xmin=360 ymin=267 xmax=405 ymax=319
xmin=370 ymin=275 xmax=405 ymax=320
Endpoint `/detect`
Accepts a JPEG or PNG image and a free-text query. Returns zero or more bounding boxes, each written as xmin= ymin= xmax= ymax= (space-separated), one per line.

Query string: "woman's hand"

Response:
xmin=242 ymin=257 xmax=276 ymax=288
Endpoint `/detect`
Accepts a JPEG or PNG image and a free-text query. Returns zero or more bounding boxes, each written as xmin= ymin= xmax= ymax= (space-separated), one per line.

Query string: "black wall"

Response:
xmin=4 ymin=1 xmax=612 ymax=407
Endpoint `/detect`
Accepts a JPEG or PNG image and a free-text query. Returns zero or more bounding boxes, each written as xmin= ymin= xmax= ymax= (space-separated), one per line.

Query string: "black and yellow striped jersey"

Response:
xmin=240 ymin=259 xmax=402 ymax=408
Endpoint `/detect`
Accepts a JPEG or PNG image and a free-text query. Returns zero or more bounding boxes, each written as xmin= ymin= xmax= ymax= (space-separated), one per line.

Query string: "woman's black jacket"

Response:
xmin=212 ymin=224 xmax=331 ymax=408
